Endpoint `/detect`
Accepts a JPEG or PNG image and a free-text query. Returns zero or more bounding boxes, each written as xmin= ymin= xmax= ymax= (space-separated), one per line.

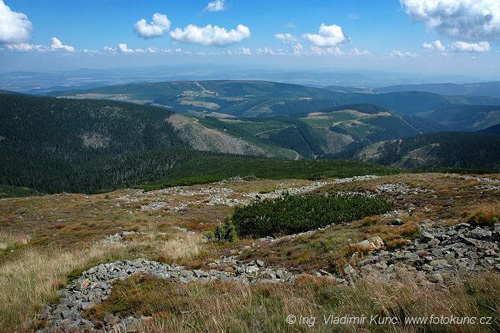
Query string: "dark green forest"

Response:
xmin=363 ymin=132 xmax=500 ymax=169
xmin=0 ymin=94 xmax=191 ymax=193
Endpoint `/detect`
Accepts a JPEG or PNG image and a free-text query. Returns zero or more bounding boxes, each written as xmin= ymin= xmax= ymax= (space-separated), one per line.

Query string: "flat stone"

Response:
xmin=428 ymin=238 xmax=440 ymax=247
xmin=467 ymin=227 xmax=492 ymax=240
xmin=429 ymin=259 xmax=448 ymax=267
xmin=421 ymin=231 xmax=434 ymax=242
xmin=429 ymin=273 xmax=444 ymax=283
xmin=255 ymin=259 xmax=265 ymax=267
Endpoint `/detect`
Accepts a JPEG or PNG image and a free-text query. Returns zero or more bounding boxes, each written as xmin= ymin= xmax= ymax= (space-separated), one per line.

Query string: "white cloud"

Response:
xmin=170 ymin=24 xmax=250 ymax=46
xmin=118 ymin=43 xmax=136 ymax=53
xmin=401 ymin=0 xmax=500 ymax=40
xmin=51 ymin=37 xmax=75 ymax=52
xmin=103 ymin=45 xmax=116 ymax=54
xmin=285 ymin=23 xmax=297 ymax=29
xmin=303 ymin=24 xmax=348 ymax=48
xmin=451 ymin=40 xmax=490 ymax=52
xmin=134 ymin=13 xmax=171 ymax=39
xmin=275 ymin=33 xmax=298 ymax=44
xmin=241 ymin=47 xmax=251 ymax=55
xmin=0 ymin=0 xmax=32 ymax=44
xmin=275 ymin=33 xmax=303 ymax=54
xmin=349 ymin=47 xmax=372 ymax=56
xmin=256 ymin=47 xmax=275 ymax=55
xmin=422 ymin=40 xmax=446 ymax=51
xmin=310 ymin=46 xmax=344 ymax=55
xmin=389 ymin=50 xmax=420 ymax=58
xmin=5 ymin=42 xmax=42 ymax=52
xmin=205 ymin=0 xmax=226 ymax=12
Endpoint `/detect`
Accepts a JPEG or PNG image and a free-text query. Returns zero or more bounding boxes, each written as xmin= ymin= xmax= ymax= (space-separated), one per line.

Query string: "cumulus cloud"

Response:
xmin=256 ymin=47 xmax=275 ymax=55
xmin=51 ymin=37 xmax=75 ymax=52
xmin=170 ymin=24 xmax=250 ymax=46
xmin=275 ymin=33 xmax=303 ymax=54
xmin=205 ymin=0 xmax=226 ymax=12
xmin=5 ymin=42 xmax=41 ymax=51
xmin=310 ymin=46 xmax=344 ymax=56
xmin=134 ymin=13 xmax=171 ymax=39
xmin=303 ymin=24 xmax=348 ymax=48
xmin=451 ymin=40 xmax=490 ymax=52
xmin=118 ymin=43 xmax=132 ymax=53
xmin=241 ymin=47 xmax=251 ymax=55
xmin=0 ymin=0 xmax=32 ymax=44
xmin=422 ymin=39 xmax=446 ymax=51
xmin=349 ymin=47 xmax=372 ymax=56
xmin=275 ymin=33 xmax=298 ymax=44
xmin=401 ymin=0 xmax=500 ymax=40
xmin=389 ymin=50 xmax=420 ymax=58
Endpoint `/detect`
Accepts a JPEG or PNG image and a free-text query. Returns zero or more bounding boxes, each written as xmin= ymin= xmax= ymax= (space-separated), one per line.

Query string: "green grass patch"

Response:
xmin=231 ymin=193 xmax=392 ymax=238
xmin=0 ymin=185 xmax=41 ymax=199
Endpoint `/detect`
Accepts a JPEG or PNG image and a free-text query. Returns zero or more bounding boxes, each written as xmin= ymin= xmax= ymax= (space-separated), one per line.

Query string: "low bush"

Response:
xmin=205 ymin=220 xmax=238 ymax=243
xmin=231 ymin=193 xmax=392 ymax=238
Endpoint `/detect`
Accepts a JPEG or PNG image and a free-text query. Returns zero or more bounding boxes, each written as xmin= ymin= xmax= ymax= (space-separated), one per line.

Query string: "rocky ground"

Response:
xmin=2 ymin=173 xmax=499 ymax=332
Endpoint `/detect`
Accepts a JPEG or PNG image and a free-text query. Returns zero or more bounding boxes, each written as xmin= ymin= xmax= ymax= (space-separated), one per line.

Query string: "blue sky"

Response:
xmin=1 ymin=0 xmax=499 ymax=77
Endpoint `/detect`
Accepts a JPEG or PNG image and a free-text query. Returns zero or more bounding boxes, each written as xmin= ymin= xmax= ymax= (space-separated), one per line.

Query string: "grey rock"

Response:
xmin=255 ymin=259 xmax=265 ymax=267
xmin=392 ymin=218 xmax=404 ymax=226
xmin=429 ymin=273 xmax=444 ymax=283
xmin=421 ymin=231 xmax=434 ymax=242
xmin=428 ymin=238 xmax=441 ymax=247
xmin=467 ymin=227 xmax=492 ymax=240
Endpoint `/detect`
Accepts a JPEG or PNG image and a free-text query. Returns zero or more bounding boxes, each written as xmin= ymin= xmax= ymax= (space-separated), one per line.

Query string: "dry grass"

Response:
xmin=463 ymin=203 xmax=500 ymax=227
xmin=0 ymin=242 xmax=127 ymax=332
xmin=1 ymin=173 xmax=499 ymax=332
xmin=89 ymin=273 xmax=500 ymax=333
xmin=0 ymin=232 xmax=210 ymax=333
xmin=0 ymin=232 xmax=31 ymax=251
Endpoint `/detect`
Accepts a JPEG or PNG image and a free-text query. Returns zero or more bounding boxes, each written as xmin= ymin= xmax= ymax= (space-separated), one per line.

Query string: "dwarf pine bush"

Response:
xmin=232 ymin=193 xmax=392 ymax=238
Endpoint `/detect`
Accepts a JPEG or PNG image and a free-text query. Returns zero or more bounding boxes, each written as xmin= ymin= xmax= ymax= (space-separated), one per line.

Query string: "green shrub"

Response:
xmin=206 ymin=220 xmax=238 ymax=243
xmin=232 ymin=193 xmax=392 ymax=238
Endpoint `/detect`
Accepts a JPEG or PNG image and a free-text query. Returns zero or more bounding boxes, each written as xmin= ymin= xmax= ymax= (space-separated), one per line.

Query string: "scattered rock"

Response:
xmin=392 ymin=218 xmax=404 ymax=226
xmin=351 ymin=236 xmax=385 ymax=252
xmin=421 ymin=231 xmax=434 ymax=243
xmin=467 ymin=227 xmax=492 ymax=240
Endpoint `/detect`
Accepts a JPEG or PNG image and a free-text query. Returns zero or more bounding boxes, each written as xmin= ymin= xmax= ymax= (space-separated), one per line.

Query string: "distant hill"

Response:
xmin=195 ymin=103 xmax=442 ymax=159
xmin=375 ymin=82 xmax=500 ymax=100
xmin=355 ymin=132 xmax=500 ymax=170
xmin=323 ymin=86 xmax=370 ymax=93
xmin=424 ymin=105 xmax=500 ymax=131
xmin=0 ymin=94 xmax=290 ymax=193
xmin=53 ymin=80 xmax=499 ymax=117
xmin=0 ymin=94 xmax=191 ymax=193
xmin=0 ymin=89 xmax=21 ymax=95
xmin=479 ymin=124 xmax=500 ymax=135
xmin=3 ymin=94 xmax=412 ymax=192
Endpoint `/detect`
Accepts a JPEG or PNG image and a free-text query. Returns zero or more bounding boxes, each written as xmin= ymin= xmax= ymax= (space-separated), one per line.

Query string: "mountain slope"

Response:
xmin=195 ymin=104 xmax=441 ymax=159
xmin=54 ymin=80 xmax=499 ymax=117
xmin=376 ymin=82 xmax=500 ymax=100
xmin=0 ymin=94 xmax=193 ymax=193
xmin=355 ymin=132 xmax=500 ymax=170
xmin=424 ymin=105 xmax=500 ymax=131
xmin=479 ymin=124 xmax=500 ymax=135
